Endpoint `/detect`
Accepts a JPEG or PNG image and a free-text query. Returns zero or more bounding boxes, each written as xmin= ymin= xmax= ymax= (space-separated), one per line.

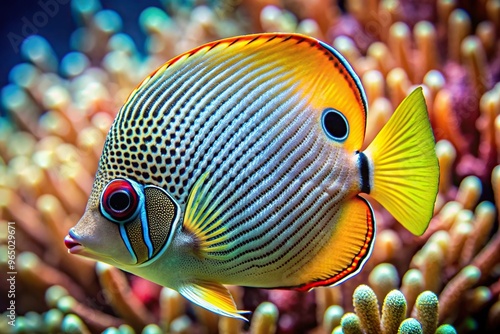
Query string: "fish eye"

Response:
xmin=321 ymin=108 xmax=349 ymax=142
xmin=108 ymin=190 xmax=131 ymax=213
xmin=101 ymin=179 xmax=140 ymax=223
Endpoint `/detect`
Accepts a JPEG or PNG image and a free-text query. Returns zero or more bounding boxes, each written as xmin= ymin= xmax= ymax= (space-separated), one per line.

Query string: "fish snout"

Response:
xmin=64 ymin=230 xmax=84 ymax=254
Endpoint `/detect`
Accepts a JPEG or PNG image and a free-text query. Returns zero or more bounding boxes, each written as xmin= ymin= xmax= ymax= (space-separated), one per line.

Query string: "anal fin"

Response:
xmin=294 ymin=196 xmax=375 ymax=291
xmin=178 ymin=280 xmax=249 ymax=320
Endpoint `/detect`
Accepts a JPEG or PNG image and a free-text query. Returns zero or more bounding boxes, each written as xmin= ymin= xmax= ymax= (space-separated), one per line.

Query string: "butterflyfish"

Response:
xmin=65 ymin=33 xmax=439 ymax=320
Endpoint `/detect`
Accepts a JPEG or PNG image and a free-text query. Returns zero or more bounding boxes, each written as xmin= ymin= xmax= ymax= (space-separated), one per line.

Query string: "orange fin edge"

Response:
xmin=293 ymin=196 xmax=375 ymax=292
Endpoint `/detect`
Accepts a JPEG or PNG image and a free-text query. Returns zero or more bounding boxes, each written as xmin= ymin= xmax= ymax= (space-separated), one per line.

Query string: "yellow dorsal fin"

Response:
xmin=364 ymin=87 xmax=439 ymax=235
xmin=183 ymin=172 xmax=229 ymax=255
xmin=178 ymin=280 xmax=248 ymax=320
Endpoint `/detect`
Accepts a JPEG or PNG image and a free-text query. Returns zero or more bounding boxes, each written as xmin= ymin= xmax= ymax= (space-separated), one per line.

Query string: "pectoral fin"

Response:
xmin=183 ymin=172 xmax=231 ymax=258
xmin=178 ymin=280 xmax=249 ymax=320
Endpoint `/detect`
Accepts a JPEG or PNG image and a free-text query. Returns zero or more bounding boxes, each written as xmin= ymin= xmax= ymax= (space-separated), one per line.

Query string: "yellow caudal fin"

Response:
xmin=364 ymin=87 xmax=439 ymax=235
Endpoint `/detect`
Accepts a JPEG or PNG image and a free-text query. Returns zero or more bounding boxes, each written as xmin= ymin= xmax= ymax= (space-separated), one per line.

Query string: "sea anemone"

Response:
xmin=1 ymin=0 xmax=499 ymax=333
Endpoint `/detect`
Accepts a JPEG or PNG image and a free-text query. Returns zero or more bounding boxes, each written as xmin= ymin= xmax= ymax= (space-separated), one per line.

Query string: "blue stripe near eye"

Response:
xmin=119 ymin=225 xmax=138 ymax=264
xmin=140 ymin=206 xmax=154 ymax=258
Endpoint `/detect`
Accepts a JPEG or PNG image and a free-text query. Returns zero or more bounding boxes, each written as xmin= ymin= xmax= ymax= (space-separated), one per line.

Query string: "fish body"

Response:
xmin=65 ymin=33 xmax=439 ymax=319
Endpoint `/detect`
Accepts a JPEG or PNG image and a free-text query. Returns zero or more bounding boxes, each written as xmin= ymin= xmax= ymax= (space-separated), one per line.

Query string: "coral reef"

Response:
xmin=1 ymin=0 xmax=500 ymax=333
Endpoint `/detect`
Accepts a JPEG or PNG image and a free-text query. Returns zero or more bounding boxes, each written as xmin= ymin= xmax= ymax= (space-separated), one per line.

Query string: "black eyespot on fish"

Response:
xmin=100 ymin=179 xmax=142 ymax=224
xmin=321 ymin=108 xmax=349 ymax=142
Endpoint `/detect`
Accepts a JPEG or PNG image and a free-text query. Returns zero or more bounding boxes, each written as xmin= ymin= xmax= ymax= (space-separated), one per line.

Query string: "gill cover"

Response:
xmin=100 ymin=179 xmax=180 ymax=264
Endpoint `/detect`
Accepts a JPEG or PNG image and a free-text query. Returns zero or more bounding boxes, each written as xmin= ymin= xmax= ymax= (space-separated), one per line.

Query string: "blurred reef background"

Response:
xmin=1 ymin=0 xmax=500 ymax=333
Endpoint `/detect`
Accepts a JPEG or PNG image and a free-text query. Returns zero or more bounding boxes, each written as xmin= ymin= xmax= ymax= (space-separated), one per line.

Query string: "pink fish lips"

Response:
xmin=64 ymin=232 xmax=84 ymax=254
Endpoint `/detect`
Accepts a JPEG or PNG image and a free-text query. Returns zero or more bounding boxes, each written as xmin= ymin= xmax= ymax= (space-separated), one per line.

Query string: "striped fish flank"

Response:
xmin=96 ymin=34 xmax=363 ymax=285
